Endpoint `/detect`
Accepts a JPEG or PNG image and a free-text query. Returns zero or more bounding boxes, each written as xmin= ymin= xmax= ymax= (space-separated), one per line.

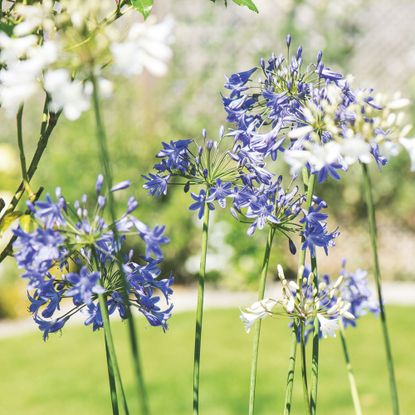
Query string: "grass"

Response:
xmin=0 ymin=306 xmax=413 ymax=414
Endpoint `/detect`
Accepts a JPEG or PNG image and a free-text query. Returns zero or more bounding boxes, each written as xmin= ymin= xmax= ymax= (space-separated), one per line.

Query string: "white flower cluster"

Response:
xmin=0 ymin=0 xmax=173 ymax=120
xmin=240 ymin=264 xmax=354 ymax=338
xmin=284 ymin=84 xmax=415 ymax=175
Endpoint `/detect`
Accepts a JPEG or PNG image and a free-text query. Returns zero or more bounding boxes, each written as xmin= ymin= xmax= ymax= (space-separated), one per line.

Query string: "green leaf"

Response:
xmin=232 ymin=0 xmax=258 ymax=12
xmin=0 ymin=199 xmax=5 ymax=214
xmin=0 ymin=21 xmax=15 ymax=36
xmin=130 ymin=0 xmax=153 ymax=19
xmin=0 ymin=212 xmax=23 ymax=236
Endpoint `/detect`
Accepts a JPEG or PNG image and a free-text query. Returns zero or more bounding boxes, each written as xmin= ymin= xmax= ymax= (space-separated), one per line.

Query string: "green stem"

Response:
xmin=300 ymin=320 xmax=312 ymax=415
xmin=297 ymin=173 xmax=316 ymax=279
xmin=105 ymin=338 xmax=120 ymax=415
xmin=16 ymin=106 xmax=27 ymax=182
xmin=193 ymin=201 xmax=211 ymax=415
xmin=361 ymin=164 xmax=400 ymax=415
xmin=98 ymin=294 xmax=129 ymax=415
xmin=283 ymin=323 xmax=298 ymax=415
xmin=0 ymin=102 xmax=60 ymax=226
xmin=309 ymin=255 xmax=319 ymax=415
xmin=340 ymin=326 xmax=363 ymax=415
xmin=283 ymin=171 xmax=316 ymax=414
xmin=248 ymin=226 xmax=275 ymax=415
xmin=16 ymin=106 xmax=33 ymax=198
xmin=91 ymin=74 xmax=149 ymax=415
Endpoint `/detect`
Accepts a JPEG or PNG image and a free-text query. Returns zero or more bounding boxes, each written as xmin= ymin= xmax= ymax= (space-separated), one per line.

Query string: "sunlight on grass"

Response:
xmin=0 ymin=306 xmax=413 ymax=414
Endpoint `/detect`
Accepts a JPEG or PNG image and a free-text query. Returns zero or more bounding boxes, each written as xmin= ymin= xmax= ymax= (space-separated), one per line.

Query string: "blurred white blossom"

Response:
xmin=44 ymin=70 xmax=90 ymax=120
xmin=111 ymin=17 xmax=174 ymax=77
xmin=0 ymin=1 xmax=174 ymax=120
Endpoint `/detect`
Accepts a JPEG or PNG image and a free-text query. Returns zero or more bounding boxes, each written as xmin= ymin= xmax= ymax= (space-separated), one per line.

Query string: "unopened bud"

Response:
xmin=288 ymin=281 xmax=299 ymax=292
xmin=333 ymin=275 xmax=344 ymax=289
xmin=219 ymin=125 xmax=225 ymax=138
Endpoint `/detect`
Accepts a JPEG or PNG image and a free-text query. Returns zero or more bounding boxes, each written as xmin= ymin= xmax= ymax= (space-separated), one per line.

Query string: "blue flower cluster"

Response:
xmin=144 ymin=128 xmax=339 ymax=256
xmin=13 ymin=177 xmax=173 ymax=340
xmin=300 ymin=198 xmax=339 ymax=257
xmin=339 ymin=260 xmax=379 ymax=328
xmin=294 ymin=261 xmax=378 ymax=342
xmin=222 ymin=37 xmax=396 ymax=181
xmin=144 ymin=41 xmax=375 ymax=258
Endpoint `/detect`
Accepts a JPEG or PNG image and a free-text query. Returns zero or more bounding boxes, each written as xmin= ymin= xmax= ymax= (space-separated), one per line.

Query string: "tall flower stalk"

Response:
xmin=98 ymin=292 xmax=130 ymax=415
xmin=248 ymin=227 xmax=275 ymax=415
xmin=362 ymin=164 xmax=400 ymax=415
xmin=283 ymin=324 xmax=297 ymax=415
xmin=143 ymin=128 xmax=242 ymax=414
xmin=339 ymin=326 xmax=363 ymax=415
xmin=309 ymin=254 xmax=319 ymax=414
xmin=91 ymin=74 xmax=150 ymax=415
xmin=193 ymin=195 xmax=211 ymax=415
xmin=284 ymin=171 xmax=316 ymax=414
xmin=300 ymin=320 xmax=312 ymax=415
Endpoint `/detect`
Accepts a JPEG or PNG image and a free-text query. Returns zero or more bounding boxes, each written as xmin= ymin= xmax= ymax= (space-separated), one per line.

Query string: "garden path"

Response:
xmin=0 ymin=282 xmax=414 ymax=339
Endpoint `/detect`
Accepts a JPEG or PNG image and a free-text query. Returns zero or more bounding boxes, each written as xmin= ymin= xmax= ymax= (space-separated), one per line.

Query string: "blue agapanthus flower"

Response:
xmin=143 ymin=127 xmax=243 ymax=221
xmin=189 ymin=189 xmax=214 ymax=219
xmin=221 ymin=37 xmax=402 ymax=183
xmin=13 ymin=175 xmax=174 ymax=340
xmin=301 ymin=200 xmax=339 ymax=256
xmin=339 ymin=260 xmax=379 ymax=328
xmin=65 ymin=267 xmax=104 ymax=306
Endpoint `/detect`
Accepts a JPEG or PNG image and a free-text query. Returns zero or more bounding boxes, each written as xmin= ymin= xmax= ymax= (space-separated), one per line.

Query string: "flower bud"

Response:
xmin=219 ymin=125 xmax=225 ymax=138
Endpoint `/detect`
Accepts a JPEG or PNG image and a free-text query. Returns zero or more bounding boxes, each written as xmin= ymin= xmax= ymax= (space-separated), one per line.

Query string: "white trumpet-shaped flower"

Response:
xmin=44 ymin=69 xmax=90 ymax=120
xmin=317 ymin=314 xmax=340 ymax=338
xmin=240 ymin=298 xmax=277 ymax=333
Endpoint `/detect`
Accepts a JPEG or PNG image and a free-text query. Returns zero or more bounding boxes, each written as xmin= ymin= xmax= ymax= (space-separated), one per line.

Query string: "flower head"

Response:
xmin=13 ymin=175 xmax=174 ymax=340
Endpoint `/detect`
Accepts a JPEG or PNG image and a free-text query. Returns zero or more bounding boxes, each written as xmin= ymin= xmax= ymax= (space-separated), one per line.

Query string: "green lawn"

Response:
xmin=0 ymin=306 xmax=413 ymax=414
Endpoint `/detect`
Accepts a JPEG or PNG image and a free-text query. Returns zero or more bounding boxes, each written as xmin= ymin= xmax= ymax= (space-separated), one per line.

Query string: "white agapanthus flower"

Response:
xmin=0 ymin=60 xmax=40 ymax=117
xmin=284 ymin=149 xmax=312 ymax=175
xmin=44 ymin=69 xmax=90 ymax=120
xmin=308 ymin=141 xmax=342 ymax=170
xmin=13 ymin=1 xmax=55 ymax=37
xmin=317 ymin=314 xmax=340 ymax=338
xmin=240 ymin=265 xmax=354 ymax=338
xmin=0 ymin=33 xmax=58 ymax=117
xmin=284 ymin=142 xmax=342 ymax=175
xmin=0 ymin=1 xmax=176 ymax=121
xmin=0 ymin=33 xmax=38 ymax=64
xmin=111 ymin=17 xmax=174 ymax=77
xmin=240 ymin=298 xmax=277 ymax=333
xmin=340 ymin=137 xmax=372 ymax=166
xmin=27 ymin=41 xmax=58 ymax=68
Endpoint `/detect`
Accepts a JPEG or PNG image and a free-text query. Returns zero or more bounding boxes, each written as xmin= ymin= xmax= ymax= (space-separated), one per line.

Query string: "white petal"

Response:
xmin=288 ymin=125 xmax=313 ymax=139
xmin=317 ymin=314 xmax=340 ymax=339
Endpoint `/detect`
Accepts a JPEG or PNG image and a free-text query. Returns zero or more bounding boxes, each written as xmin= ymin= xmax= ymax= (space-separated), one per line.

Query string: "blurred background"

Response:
xmin=1 ymin=0 xmax=415 ymax=319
